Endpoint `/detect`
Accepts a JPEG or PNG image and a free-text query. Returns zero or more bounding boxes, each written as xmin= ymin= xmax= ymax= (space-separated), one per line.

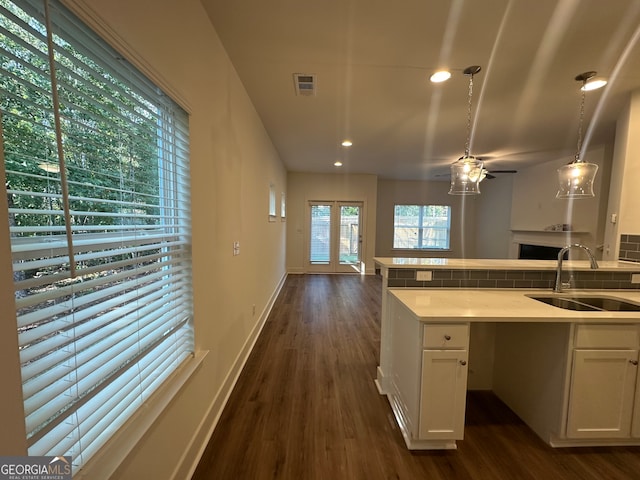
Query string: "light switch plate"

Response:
xmin=416 ymin=270 xmax=433 ymax=281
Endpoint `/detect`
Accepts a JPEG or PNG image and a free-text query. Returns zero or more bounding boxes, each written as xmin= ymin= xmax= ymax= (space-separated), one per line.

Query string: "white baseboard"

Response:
xmin=173 ymin=272 xmax=288 ymax=480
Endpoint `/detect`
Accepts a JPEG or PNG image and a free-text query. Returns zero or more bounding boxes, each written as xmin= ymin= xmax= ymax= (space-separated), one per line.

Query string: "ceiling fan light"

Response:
xmin=556 ymin=161 xmax=598 ymax=198
xmin=449 ymin=156 xmax=483 ymax=195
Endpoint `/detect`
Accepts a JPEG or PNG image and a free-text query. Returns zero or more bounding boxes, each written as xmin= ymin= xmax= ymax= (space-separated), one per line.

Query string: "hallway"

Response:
xmin=192 ymin=274 xmax=640 ymax=479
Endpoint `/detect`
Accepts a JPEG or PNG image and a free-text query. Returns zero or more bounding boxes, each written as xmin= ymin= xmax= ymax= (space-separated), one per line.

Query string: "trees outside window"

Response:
xmin=1 ymin=0 xmax=193 ymax=471
xmin=393 ymin=205 xmax=451 ymax=250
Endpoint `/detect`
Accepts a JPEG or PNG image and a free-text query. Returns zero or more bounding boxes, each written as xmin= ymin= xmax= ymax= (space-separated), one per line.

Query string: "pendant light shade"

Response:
xmin=449 ymin=66 xmax=483 ymax=195
xmin=556 ymin=161 xmax=598 ymax=198
xmin=449 ymin=155 xmax=484 ymax=195
xmin=556 ymin=72 xmax=599 ymax=199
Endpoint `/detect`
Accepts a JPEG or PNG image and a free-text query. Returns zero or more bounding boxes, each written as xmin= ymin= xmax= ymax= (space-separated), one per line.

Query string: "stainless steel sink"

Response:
xmin=527 ymin=295 xmax=640 ymax=312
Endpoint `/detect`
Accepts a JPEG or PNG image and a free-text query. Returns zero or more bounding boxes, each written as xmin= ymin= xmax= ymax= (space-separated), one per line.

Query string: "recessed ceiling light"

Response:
xmin=341 ymin=140 xmax=352 ymax=147
xmin=334 ymin=161 xmax=343 ymax=167
xmin=581 ymin=78 xmax=607 ymax=91
xmin=430 ymin=70 xmax=452 ymax=83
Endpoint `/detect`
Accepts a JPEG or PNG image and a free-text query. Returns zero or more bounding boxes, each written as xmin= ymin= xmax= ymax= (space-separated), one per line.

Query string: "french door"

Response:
xmin=308 ymin=201 xmax=363 ymax=273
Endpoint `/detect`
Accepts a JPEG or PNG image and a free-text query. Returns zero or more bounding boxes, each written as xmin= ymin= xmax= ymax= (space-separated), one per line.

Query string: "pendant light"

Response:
xmin=556 ymin=72 xmax=599 ymax=199
xmin=449 ymin=65 xmax=483 ymax=195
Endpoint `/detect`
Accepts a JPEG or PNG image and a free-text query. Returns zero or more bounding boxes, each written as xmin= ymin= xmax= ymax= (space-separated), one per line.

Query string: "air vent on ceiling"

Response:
xmin=293 ymin=73 xmax=317 ymax=96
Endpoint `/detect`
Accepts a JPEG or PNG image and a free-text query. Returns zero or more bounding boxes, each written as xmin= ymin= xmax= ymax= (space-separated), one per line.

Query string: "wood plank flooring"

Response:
xmin=191 ymin=274 xmax=640 ymax=480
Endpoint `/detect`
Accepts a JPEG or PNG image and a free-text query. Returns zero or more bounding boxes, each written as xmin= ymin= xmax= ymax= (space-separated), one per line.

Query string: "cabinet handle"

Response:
xmin=444 ymin=335 xmax=451 ymax=341
xmin=459 ymin=360 xmax=467 ymax=366
xmin=631 ymin=360 xmax=639 ymax=366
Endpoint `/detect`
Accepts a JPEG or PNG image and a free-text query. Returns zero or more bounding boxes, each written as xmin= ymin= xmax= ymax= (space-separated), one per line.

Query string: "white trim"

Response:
xmin=287 ymin=268 xmax=306 ymax=274
xmin=549 ymin=435 xmax=640 ymax=448
xmin=60 ymin=0 xmax=192 ymax=114
xmin=173 ymin=272 xmax=288 ymax=480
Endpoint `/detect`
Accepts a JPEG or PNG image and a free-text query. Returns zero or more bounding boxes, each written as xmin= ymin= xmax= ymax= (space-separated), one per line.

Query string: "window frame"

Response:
xmin=0 ymin=0 xmax=195 ymax=473
xmin=392 ymin=204 xmax=452 ymax=250
xmin=268 ymin=182 xmax=277 ymax=221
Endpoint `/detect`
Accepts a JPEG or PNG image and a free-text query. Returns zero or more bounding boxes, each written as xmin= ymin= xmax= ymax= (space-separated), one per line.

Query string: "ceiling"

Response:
xmin=201 ymin=0 xmax=640 ymax=181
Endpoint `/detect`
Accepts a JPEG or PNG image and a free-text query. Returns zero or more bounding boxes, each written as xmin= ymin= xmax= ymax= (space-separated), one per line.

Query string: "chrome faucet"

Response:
xmin=554 ymin=244 xmax=599 ymax=293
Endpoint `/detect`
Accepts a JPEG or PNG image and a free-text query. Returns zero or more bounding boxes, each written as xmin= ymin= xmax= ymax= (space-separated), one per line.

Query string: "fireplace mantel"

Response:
xmin=509 ymin=230 xmax=591 ymax=258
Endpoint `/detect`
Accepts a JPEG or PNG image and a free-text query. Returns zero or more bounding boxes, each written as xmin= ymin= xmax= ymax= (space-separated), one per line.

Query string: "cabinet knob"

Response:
xmin=459 ymin=360 xmax=467 ymax=366
xmin=631 ymin=360 xmax=639 ymax=366
xmin=444 ymin=335 xmax=451 ymax=341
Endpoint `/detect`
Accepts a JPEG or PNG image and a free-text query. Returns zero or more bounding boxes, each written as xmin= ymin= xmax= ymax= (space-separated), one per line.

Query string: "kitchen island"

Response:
xmin=374 ymin=258 xmax=640 ymax=451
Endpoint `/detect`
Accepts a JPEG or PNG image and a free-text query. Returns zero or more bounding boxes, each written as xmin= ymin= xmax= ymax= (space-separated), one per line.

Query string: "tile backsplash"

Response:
xmin=381 ymin=234 xmax=640 ymax=289
xmin=386 ymin=267 xmax=640 ymax=290
xmin=619 ymin=234 xmax=640 ymax=263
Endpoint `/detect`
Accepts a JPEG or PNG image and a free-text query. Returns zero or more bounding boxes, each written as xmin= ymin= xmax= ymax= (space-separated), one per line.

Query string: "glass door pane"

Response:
xmin=339 ymin=204 xmax=361 ymax=266
xmin=310 ymin=204 xmax=331 ymax=264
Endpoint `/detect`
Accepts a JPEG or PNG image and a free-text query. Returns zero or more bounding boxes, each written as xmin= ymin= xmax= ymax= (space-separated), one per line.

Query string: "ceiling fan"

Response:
xmin=480 ymin=168 xmax=518 ymax=180
xmin=434 ymin=167 xmax=517 ymax=180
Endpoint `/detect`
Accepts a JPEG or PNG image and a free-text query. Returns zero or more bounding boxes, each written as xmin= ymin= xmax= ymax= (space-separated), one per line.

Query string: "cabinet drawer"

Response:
xmin=423 ymin=324 xmax=469 ymax=349
xmin=574 ymin=324 xmax=639 ymax=349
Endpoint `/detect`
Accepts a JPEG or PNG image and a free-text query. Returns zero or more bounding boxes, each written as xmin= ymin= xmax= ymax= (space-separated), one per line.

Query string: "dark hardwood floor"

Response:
xmin=191 ymin=274 xmax=640 ymax=480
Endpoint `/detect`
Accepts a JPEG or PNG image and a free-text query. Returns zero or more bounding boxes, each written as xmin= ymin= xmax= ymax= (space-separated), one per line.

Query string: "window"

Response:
xmin=310 ymin=203 xmax=331 ymax=263
xmin=268 ymin=182 xmax=276 ymax=220
xmin=280 ymin=192 xmax=286 ymax=220
xmin=1 ymin=0 xmax=193 ymax=472
xmin=393 ymin=205 xmax=451 ymax=249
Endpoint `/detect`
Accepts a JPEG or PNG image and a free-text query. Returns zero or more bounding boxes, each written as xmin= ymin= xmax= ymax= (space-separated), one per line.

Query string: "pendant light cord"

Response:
xmin=575 ymin=81 xmax=586 ymax=162
xmin=464 ymin=73 xmax=474 ymax=158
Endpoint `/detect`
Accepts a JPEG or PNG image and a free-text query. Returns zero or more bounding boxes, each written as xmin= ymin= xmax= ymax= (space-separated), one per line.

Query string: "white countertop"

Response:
xmin=375 ymin=257 xmax=640 ymax=271
xmin=389 ymin=289 xmax=640 ymax=323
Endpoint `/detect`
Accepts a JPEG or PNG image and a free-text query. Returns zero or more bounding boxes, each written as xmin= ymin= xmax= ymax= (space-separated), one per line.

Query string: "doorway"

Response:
xmin=308 ymin=201 xmax=363 ymax=273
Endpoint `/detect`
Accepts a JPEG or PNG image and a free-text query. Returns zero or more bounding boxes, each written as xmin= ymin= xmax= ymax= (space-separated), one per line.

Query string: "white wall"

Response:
xmin=375 ymin=179 xmax=479 ymax=258
xmin=509 ymin=145 xmax=611 ymax=256
xmin=286 ymin=172 xmax=378 ymax=274
xmin=0 ymin=0 xmax=288 ymax=478
xmin=604 ymin=90 xmax=640 ymax=260
xmin=475 ymin=176 xmax=514 ymax=258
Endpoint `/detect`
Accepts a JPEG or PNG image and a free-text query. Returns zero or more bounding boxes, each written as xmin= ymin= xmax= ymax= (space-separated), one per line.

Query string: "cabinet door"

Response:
xmin=633 ymin=359 xmax=640 ymax=439
xmin=567 ymin=349 xmax=639 ymax=439
xmin=419 ymin=350 xmax=468 ymax=440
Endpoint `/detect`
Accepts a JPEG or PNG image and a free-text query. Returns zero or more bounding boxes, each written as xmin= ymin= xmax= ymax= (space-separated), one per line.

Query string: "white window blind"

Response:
xmin=309 ymin=203 xmax=331 ymax=264
xmin=0 ymin=0 xmax=194 ymax=473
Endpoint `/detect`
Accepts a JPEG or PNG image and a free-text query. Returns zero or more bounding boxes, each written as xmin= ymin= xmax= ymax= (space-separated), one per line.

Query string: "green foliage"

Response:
xmin=1 ymin=0 xmax=162 ymax=238
xmin=393 ymin=204 xmax=451 ymax=249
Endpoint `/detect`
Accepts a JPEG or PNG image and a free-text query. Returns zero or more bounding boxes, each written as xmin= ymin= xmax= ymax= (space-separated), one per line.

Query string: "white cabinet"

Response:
xmin=633 ymin=374 xmax=640 ymax=438
xmin=384 ymin=293 xmax=470 ymax=449
xmin=566 ymin=324 xmax=640 ymax=440
xmin=567 ymin=349 xmax=639 ymax=438
xmin=419 ymin=324 xmax=469 ymax=440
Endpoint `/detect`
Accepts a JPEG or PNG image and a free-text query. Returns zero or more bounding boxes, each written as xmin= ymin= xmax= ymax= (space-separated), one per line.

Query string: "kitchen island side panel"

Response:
xmin=492 ymin=322 xmax=572 ymax=443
